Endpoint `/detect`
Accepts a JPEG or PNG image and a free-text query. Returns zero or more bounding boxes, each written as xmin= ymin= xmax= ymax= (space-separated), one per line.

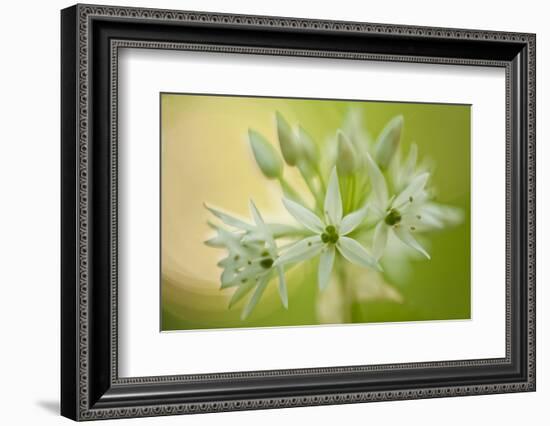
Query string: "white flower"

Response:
xmin=275 ymin=168 xmax=380 ymax=291
xmin=205 ymin=201 xmax=288 ymax=319
xmin=389 ymin=143 xmax=420 ymax=193
xmin=365 ymin=151 xmax=442 ymax=260
xmin=391 ymin=144 xmax=463 ymax=230
xmin=385 ymin=142 xmax=463 ymax=229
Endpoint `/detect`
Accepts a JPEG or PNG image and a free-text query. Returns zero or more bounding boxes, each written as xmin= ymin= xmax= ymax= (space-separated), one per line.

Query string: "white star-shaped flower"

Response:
xmin=365 ymin=151 xmax=434 ymax=260
xmin=275 ymin=168 xmax=380 ymax=291
xmin=205 ymin=200 xmax=289 ymax=319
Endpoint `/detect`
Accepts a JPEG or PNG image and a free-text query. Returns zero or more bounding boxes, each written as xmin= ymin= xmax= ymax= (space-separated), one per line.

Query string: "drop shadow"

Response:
xmin=36 ymin=400 xmax=59 ymax=416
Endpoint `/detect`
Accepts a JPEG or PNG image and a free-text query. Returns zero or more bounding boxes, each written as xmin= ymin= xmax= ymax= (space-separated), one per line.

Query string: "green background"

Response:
xmin=161 ymin=94 xmax=471 ymax=331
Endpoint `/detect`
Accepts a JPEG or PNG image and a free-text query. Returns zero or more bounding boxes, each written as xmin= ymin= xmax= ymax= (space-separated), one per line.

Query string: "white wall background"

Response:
xmin=0 ymin=0 xmax=546 ymax=424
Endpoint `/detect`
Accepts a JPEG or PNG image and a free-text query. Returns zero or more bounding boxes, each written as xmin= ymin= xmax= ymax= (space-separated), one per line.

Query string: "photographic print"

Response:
xmin=161 ymin=94 xmax=470 ymax=331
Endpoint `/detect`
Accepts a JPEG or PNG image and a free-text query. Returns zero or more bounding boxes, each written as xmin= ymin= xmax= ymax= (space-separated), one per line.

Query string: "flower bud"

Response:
xmin=297 ymin=125 xmax=319 ymax=168
xmin=248 ymin=129 xmax=283 ymax=179
xmin=276 ymin=112 xmax=298 ymax=166
xmin=336 ymin=129 xmax=357 ymax=175
xmin=375 ymin=115 xmax=403 ymax=169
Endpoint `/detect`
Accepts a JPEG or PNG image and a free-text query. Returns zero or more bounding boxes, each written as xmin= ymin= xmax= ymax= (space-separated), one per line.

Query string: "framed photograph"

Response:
xmin=61 ymin=4 xmax=536 ymax=421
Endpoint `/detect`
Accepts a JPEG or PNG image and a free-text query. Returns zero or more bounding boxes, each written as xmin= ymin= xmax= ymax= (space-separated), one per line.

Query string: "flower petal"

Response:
xmin=249 ymin=199 xmax=275 ymax=247
xmin=217 ymin=250 xmax=254 ymax=270
xmin=393 ymin=172 xmax=430 ymax=210
xmin=393 ymin=226 xmax=431 ymax=259
xmin=221 ymin=268 xmax=237 ymax=287
xmin=401 ymin=144 xmax=418 ymax=186
xmin=241 ymin=274 xmax=270 ymax=319
xmin=324 ymin=167 xmax=343 ymax=225
xmin=422 ymin=203 xmax=464 ymax=227
xmin=242 ymin=224 xmax=302 ymax=245
xmin=204 ymin=204 xmax=253 ymax=231
xmin=221 ymin=264 xmax=264 ymax=289
xmin=411 ymin=211 xmax=444 ymax=229
xmin=401 ymin=208 xmax=442 ymax=231
xmin=365 ymin=152 xmax=389 ymax=208
xmin=277 ymin=266 xmax=288 ymax=309
xmin=373 ymin=221 xmax=389 ymax=260
xmin=268 ymin=223 xmax=304 ymax=238
xmin=249 ymin=199 xmax=265 ymax=227
xmin=337 ymin=236 xmax=381 ymax=271
xmin=274 ymin=236 xmax=323 ymax=266
xmin=369 ymin=204 xmax=386 ymax=222
xmin=228 ymin=277 xmax=257 ymax=308
xmin=318 ymin=246 xmax=335 ymax=291
xmin=282 ymin=198 xmax=324 ymax=233
xmin=340 ymin=203 xmax=369 ymax=235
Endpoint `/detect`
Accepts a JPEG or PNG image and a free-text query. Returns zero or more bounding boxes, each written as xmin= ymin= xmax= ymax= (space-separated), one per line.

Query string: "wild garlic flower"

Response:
xmin=204 ymin=110 xmax=464 ymax=320
xmin=275 ymin=168 xmax=380 ymax=291
xmin=205 ymin=201 xmax=288 ymax=319
xmin=390 ymin=143 xmax=419 ymax=193
xmin=387 ymin=143 xmax=463 ymax=232
xmin=366 ymin=151 xmax=453 ymax=260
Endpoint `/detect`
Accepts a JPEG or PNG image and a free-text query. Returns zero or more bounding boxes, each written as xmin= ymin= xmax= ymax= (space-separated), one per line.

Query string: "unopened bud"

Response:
xmin=276 ymin=112 xmax=298 ymax=166
xmin=336 ymin=130 xmax=357 ymax=175
xmin=375 ymin=115 xmax=403 ymax=169
xmin=297 ymin=125 xmax=319 ymax=168
xmin=248 ymin=129 xmax=283 ymax=179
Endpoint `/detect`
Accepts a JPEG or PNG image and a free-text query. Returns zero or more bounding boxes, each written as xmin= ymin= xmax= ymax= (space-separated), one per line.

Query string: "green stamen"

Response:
xmin=260 ymin=258 xmax=274 ymax=269
xmin=385 ymin=208 xmax=402 ymax=226
xmin=321 ymin=225 xmax=339 ymax=244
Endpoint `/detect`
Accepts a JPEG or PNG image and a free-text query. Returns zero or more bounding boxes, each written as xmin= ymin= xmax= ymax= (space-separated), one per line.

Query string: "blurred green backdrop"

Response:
xmin=161 ymin=93 xmax=470 ymax=331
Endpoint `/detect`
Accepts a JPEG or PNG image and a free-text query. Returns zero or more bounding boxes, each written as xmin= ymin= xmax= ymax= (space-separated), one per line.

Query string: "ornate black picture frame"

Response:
xmin=61 ymin=3 xmax=536 ymax=421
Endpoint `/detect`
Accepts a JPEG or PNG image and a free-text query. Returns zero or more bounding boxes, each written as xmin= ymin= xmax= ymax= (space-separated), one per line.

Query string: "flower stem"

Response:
xmin=278 ymin=176 xmax=308 ymax=206
xmin=337 ymin=261 xmax=353 ymax=323
xmin=316 ymin=168 xmax=326 ymax=193
xmin=298 ymin=167 xmax=323 ymax=210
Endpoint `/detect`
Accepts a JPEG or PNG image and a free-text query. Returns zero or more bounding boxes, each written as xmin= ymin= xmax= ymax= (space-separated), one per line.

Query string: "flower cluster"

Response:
xmin=205 ymin=109 xmax=463 ymax=319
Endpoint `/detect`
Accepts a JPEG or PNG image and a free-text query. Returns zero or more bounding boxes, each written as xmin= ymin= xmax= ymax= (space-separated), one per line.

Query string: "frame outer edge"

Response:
xmin=66 ymin=4 xmax=536 ymax=421
xmin=61 ymin=4 xmax=80 ymax=422
xmin=527 ymin=33 xmax=536 ymax=390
